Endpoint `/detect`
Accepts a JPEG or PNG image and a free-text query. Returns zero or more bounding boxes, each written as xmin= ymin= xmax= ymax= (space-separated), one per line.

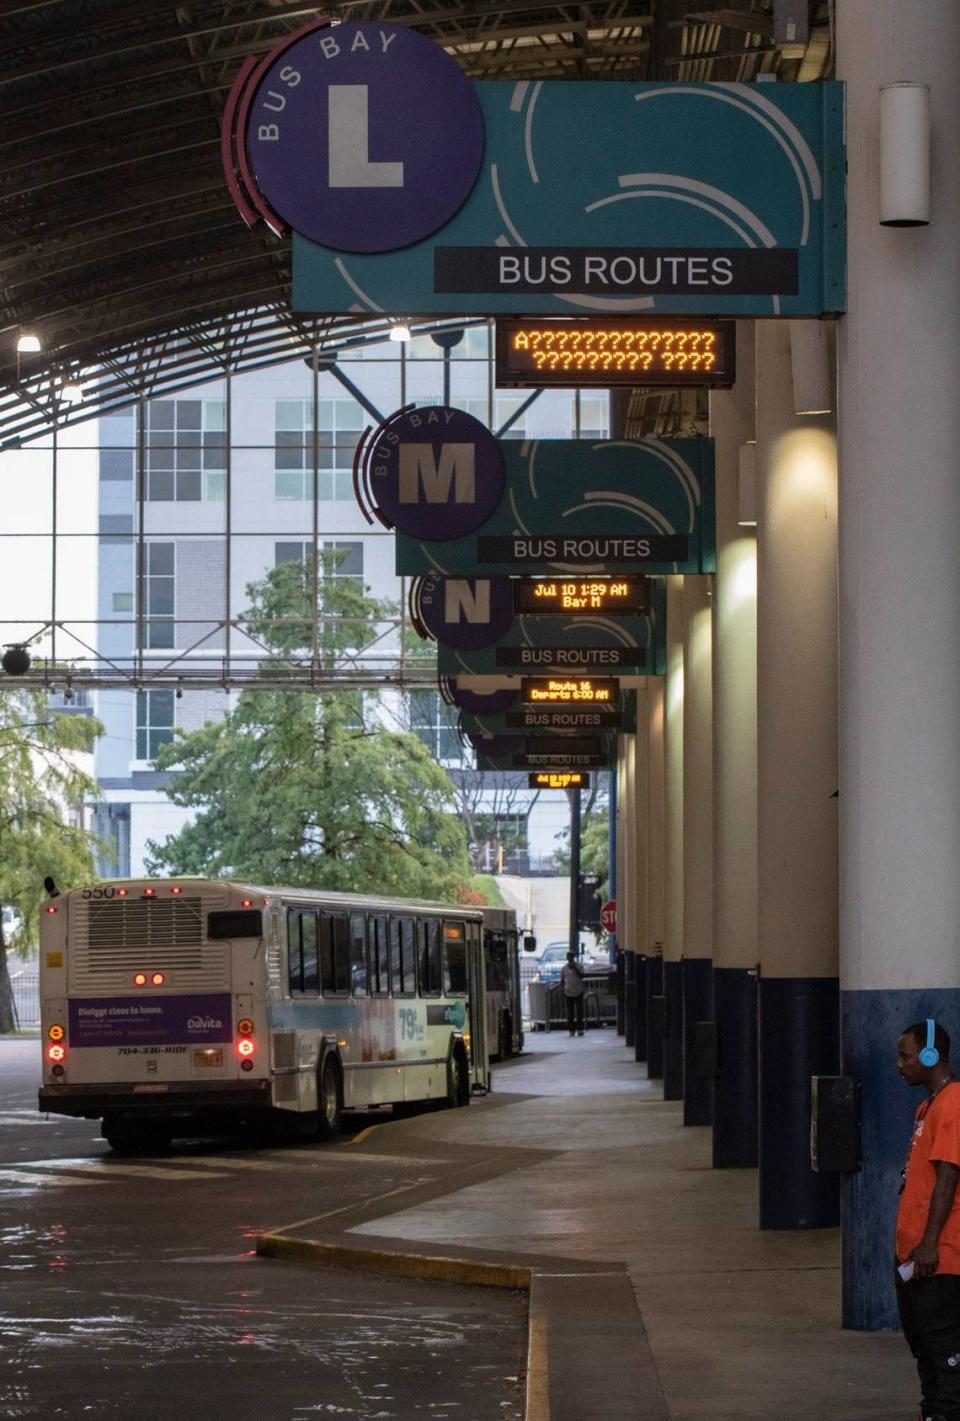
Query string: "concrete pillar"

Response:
xmin=633 ymin=686 xmax=649 ymax=1062
xmin=837 ymin=0 xmax=960 ymax=1329
xmin=662 ymin=575 xmax=685 ymax=1100
xmin=644 ymin=675 xmax=666 ymax=1079
xmin=621 ymin=733 xmax=637 ymax=1046
xmin=710 ymin=324 xmax=759 ymax=1169
xmin=756 ymin=320 xmax=839 ymax=1230
xmin=682 ymin=574 xmax=713 ymax=1126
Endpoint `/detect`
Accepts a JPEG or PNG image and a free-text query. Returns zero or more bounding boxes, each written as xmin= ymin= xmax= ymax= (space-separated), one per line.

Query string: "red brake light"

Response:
xmin=151 ymin=972 xmax=165 ymax=987
xmin=133 ymin=972 xmax=147 ymax=987
xmin=47 ymin=1044 xmax=65 ymax=1062
xmin=237 ymin=1038 xmax=256 ymax=1058
xmin=45 ymin=905 xmax=58 ymax=914
xmin=241 ymin=898 xmax=253 ymax=908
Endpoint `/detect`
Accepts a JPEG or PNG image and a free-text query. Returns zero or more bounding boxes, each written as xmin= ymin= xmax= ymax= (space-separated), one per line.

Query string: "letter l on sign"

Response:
xmin=328 ymin=86 xmax=404 ymax=187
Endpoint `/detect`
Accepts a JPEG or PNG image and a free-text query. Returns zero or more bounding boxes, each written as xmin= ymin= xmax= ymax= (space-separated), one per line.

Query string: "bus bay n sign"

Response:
xmin=227 ymin=24 xmax=844 ymax=317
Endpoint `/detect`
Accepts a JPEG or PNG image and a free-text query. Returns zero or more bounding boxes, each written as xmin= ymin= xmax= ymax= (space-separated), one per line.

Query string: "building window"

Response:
xmin=274 ymin=541 xmax=364 ymax=584
xmin=579 ymin=395 xmax=609 ymax=440
xmin=274 ymin=398 xmax=364 ymax=501
xmin=136 ymin=689 xmax=175 ymax=760
xmin=112 ymin=592 xmax=133 ymax=613
xmin=145 ymin=542 xmax=174 ymax=648
xmin=144 ymin=398 xmax=226 ymax=502
xmin=409 ymin=691 xmax=462 ymax=764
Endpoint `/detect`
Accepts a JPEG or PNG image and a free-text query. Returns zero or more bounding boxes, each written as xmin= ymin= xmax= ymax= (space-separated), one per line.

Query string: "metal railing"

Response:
xmin=9 ymin=966 xmax=39 ymax=1030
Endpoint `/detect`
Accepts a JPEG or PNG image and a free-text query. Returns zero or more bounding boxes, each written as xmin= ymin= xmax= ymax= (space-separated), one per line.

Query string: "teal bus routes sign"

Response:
xmin=392 ymin=438 xmax=714 ymax=578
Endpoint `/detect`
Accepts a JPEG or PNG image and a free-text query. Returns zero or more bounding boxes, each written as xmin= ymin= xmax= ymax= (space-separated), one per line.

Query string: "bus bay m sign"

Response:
xmin=224 ymin=22 xmax=846 ymax=317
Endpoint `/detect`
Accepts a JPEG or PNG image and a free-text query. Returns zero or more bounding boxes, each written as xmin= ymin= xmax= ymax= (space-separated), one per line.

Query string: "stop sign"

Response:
xmin=600 ymin=899 xmax=617 ymax=934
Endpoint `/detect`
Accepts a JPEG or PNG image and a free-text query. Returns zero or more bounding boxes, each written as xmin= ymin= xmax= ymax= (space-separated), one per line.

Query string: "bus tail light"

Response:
xmin=237 ymin=1018 xmax=256 ymax=1070
xmin=47 ymin=1043 xmax=66 ymax=1063
xmin=151 ymin=972 xmax=165 ymax=986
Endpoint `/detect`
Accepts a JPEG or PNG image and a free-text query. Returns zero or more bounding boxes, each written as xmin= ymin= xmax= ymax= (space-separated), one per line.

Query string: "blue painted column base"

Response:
xmin=624 ymin=952 xmax=637 ymax=1049
xmin=683 ymin=957 xmax=713 ymax=1126
xmin=759 ymin=976 xmax=840 ymax=1230
xmin=713 ymin=967 xmax=759 ymax=1168
xmin=634 ymin=955 xmax=648 ymax=1063
xmin=645 ymin=956 xmax=664 ymax=1080
xmin=663 ymin=959 xmax=684 ymax=1101
xmin=841 ymin=987 xmax=960 ymax=1330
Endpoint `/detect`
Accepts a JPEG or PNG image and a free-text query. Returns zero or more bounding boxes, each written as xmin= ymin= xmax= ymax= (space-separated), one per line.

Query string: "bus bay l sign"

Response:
xmin=228 ymin=21 xmax=484 ymax=253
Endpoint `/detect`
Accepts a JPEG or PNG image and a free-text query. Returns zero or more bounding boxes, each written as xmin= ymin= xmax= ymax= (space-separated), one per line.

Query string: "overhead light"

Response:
xmin=60 ymin=383 xmax=84 ymax=406
xmin=389 ymin=323 xmax=412 ymax=343
xmin=16 ymin=333 xmax=41 ymax=353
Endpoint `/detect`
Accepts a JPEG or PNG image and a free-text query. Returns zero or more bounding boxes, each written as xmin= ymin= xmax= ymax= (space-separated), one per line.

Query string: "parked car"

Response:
xmin=532 ymin=940 xmax=607 ymax=985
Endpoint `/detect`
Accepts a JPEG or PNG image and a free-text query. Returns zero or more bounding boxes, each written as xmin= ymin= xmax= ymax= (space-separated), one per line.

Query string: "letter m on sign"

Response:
xmin=444 ymin=580 xmax=490 ymax=624
xmin=398 ymin=444 xmax=475 ymax=504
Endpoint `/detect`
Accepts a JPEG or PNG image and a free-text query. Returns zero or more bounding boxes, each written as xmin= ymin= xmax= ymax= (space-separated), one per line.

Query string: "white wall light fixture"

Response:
xmin=16 ymin=333 xmax=41 ymax=353
xmin=389 ymin=322 xmax=412 ymax=343
xmin=880 ymin=82 xmax=930 ymax=227
xmin=789 ymin=320 xmax=833 ymax=416
xmin=738 ymin=442 xmax=758 ymax=527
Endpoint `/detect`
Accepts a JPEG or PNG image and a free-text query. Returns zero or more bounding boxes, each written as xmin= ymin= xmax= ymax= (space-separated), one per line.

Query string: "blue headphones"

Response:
xmin=920 ymin=1019 xmax=940 ymax=1069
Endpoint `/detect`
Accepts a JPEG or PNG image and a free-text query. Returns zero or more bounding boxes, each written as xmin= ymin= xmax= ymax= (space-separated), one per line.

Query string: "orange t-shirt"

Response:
xmin=896 ymin=1081 xmax=960 ymax=1273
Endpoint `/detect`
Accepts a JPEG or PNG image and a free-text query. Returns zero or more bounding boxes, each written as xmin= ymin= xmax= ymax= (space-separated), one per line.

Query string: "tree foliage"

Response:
xmin=0 ymin=691 xmax=101 ymax=1032
xmin=146 ymin=556 xmax=473 ymax=902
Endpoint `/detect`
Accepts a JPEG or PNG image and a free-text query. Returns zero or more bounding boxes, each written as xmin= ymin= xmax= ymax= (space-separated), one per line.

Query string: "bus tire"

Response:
xmin=446 ymin=1044 xmax=469 ymax=1108
xmin=316 ymin=1057 xmax=342 ymax=1141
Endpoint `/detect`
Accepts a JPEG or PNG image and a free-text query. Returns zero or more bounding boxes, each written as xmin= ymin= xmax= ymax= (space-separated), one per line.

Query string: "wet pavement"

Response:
xmin=0 ymin=1040 xmax=526 ymax=1421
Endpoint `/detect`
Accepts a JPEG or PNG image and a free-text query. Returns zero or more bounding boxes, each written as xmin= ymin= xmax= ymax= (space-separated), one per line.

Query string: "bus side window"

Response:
xmin=369 ymin=916 xmax=389 ymax=996
xmin=398 ymin=917 xmax=416 ymax=997
xmin=443 ymin=921 xmax=468 ymax=995
xmin=287 ymin=909 xmax=303 ymax=994
xmin=301 ymin=911 xmax=319 ymax=995
xmin=388 ymin=918 xmax=402 ymax=996
xmin=330 ymin=914 xmax=351 ymax=994
xmin=350 ymin=914 xmax=368 ymax=996
xmin=317 ymin=914 xmax=334 ymax=993
xmin=419 ymin=919 xmax=442 ymax=997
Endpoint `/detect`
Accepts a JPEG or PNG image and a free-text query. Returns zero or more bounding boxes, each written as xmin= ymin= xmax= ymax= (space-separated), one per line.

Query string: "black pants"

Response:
xmin=565 ymin=994 xmax=584 ymax=1033
xmin=896 ymin=1265 xmax=960 ymax=1420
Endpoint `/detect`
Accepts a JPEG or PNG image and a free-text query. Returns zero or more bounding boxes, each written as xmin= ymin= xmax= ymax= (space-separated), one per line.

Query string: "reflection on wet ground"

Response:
xmin=0 ymin=1042 xmax=526 ymax=1420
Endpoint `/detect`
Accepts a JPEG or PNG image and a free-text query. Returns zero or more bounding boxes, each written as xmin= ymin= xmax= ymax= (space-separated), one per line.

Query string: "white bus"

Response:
xmin=482 ymin=906 xmax=524 ymax=1061
xmin=38 ymin=878 xmax=489 ymax=1151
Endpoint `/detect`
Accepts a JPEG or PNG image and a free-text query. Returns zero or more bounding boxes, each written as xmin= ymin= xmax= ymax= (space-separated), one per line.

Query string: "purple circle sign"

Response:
xmin=370 ymin=406 xmax=505 ymax=541
xmin=446 ymin=680 xmax=518 ymax=716
xmin=415 ymin=575 xmax=514 ymax=650
xmin=246 ymin=23 xmax=485 ymax=253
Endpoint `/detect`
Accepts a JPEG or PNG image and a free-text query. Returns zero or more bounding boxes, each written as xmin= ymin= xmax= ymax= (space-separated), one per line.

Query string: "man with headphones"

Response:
xmin=896 ymin=1019 xmax=960 ymax=1421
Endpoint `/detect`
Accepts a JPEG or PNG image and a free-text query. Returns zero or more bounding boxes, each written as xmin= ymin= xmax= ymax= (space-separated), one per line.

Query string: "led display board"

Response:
xmin=522 ymin=677 xmax=619 ymax=706
xmin=529 ymin=772 xmax=591 ymax=791
xmin=495 ymin=320 xmax=735 ymax=388
xmin=513 ymin=577 xmax=648 ymax=616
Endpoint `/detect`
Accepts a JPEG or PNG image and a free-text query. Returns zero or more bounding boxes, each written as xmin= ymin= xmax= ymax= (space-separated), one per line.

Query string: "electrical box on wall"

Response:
xmin=810 ymin=1075 xmax=862 ymax=1173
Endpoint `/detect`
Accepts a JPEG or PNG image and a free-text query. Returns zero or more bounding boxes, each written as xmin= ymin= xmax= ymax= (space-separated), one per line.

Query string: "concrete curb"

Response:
xmin=256 ymin=1132 xmax=670 ymax=1421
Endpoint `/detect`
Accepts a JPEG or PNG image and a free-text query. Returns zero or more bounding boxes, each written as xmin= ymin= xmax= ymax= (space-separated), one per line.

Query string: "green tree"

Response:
xmin=146 ymin=555 xmax=473 ymax=900
xmin=0 ymin=691 xmax=101 ymax=1033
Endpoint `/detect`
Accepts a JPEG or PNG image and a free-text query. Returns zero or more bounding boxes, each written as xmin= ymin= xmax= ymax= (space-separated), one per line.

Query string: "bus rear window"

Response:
xmin=443 ymin=921 xmax=467 ymax=995
xmin=207 ymin=910 xmax=262 ymax=940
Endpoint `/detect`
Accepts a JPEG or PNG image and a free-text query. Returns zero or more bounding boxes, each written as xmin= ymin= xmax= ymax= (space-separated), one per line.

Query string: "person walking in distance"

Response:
xmin=895 ymin=1020 xmax=960 ymax=1421
xmin=561 ymin=951 xmax=585 ymax=1037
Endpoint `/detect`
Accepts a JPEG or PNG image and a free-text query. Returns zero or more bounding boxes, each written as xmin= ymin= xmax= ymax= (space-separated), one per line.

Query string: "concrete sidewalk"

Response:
xmin=260 ymin=1030 xmax=917 ymax=1421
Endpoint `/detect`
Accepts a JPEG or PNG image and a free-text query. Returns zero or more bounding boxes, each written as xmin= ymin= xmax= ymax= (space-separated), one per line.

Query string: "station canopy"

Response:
xmin=0 ymin=0 xmax=831 ymax=448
